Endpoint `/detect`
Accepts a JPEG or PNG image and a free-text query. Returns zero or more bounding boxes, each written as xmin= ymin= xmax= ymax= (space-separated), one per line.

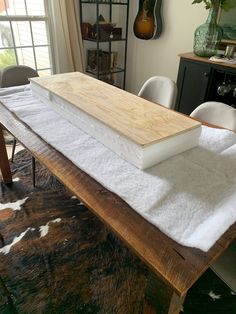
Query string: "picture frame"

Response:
xmin=218 ymin=7 xmax=236 ymax=48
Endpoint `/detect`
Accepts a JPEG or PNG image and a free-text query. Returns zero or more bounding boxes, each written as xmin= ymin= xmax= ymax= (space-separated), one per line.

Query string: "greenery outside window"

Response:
xmin=0 ymin=0 xmax=53 ymax=75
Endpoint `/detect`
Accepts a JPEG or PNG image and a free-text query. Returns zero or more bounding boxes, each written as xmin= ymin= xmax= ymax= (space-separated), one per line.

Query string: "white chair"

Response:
xmin=191 ymin=101 xmax=236 ymax=293
xmin=190 ymin=101 xmax=236 ymax=132
xmin=138 ymin=76 xmax=177 ymax=109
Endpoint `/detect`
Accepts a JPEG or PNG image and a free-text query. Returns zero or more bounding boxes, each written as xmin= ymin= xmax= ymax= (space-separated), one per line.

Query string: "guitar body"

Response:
xmin=133 ymin=0 xmax=162 ymax=40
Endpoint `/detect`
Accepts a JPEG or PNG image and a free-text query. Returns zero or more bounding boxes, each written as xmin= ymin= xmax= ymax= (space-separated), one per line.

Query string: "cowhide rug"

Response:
xmin=0 ymin=150 xmax=235 ymax=314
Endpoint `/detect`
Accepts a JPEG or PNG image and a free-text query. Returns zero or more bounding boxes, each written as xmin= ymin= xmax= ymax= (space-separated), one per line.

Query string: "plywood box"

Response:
xmin=30 ymin=72 xmax=201 ymax=169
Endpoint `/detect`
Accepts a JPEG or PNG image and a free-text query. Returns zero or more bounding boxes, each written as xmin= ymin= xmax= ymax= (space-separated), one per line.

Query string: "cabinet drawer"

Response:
xmin=176 ymin=59 xmax=211 ymax=115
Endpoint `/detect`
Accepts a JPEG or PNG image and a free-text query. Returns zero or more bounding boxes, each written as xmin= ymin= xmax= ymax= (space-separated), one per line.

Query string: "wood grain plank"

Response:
xmin=0 ymin=103 xmax=235 ymax=297
xmin=30 ymin=73 xmax=200 ymax=147
xmin=144 ymin=270 xmax=186 ymax=314
xmin=0 ymin=125 xmax=12 ymax=183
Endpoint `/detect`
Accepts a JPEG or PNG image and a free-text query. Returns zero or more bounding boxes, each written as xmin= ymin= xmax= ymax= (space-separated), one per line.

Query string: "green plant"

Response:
xmin=192 ymin=0 xmax=236 ymax=11
xmin=0 ymin=49 xmax=16 ymax=69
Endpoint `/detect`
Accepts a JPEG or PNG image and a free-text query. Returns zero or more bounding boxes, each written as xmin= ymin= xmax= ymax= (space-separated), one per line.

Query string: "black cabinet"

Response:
xmin=175 ymin=53 xmax=236 ymax=115
xmin=79 ymin=0 xmax=129 ymax=89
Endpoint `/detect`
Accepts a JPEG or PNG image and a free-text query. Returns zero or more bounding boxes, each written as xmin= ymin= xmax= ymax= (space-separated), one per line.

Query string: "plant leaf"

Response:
xmin=192 ymin=0 xmax=236 ymax=10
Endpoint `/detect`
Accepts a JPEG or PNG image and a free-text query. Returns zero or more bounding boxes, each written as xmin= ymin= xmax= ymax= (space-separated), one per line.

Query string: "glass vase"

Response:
xmin=193 ymin=4 xmax=223 ymax=57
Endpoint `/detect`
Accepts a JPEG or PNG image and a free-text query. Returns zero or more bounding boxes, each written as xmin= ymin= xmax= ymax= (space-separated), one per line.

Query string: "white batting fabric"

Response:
xmin=1 ymin=87 xmax=236 ymax=251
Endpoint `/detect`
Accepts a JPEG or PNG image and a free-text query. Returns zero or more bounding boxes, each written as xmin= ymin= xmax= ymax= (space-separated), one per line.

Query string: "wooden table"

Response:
xmin=0 ymin=101 xmax=236 ymax=314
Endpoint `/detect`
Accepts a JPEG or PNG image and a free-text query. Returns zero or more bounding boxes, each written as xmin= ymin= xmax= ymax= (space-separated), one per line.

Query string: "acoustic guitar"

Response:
xmin=133 ymin=0 xmax=162 ymax=40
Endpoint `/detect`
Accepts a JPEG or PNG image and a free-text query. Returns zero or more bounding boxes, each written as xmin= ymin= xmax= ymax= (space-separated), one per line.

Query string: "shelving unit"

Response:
xmin=79 ymin=0 xmax=129 ymax=89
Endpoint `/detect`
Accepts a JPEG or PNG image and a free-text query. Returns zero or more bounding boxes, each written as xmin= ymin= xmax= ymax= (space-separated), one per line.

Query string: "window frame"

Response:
xmin=0 ymin=0 xmax=53 ymax=73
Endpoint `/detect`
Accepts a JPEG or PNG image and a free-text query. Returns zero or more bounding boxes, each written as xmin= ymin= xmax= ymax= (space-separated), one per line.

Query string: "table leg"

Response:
xmin=143 ymin=271 xmax=186 ymax=314
xmin=0 ymin=126 xmax=12 ymax=184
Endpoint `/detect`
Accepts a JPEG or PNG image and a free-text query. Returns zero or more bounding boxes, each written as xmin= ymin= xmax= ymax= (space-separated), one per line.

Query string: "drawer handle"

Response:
xmin=204 ymin=72 xmax=209 ymax=77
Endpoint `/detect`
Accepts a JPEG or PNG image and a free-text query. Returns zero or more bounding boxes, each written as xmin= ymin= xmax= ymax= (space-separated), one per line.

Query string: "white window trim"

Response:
xmin=0 ymin=0 xmax=53 ymax=73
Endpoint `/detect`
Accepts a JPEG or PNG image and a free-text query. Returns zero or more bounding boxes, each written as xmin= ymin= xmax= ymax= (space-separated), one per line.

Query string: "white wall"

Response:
xmin=126 ymin=0 xmax=208 ymax=94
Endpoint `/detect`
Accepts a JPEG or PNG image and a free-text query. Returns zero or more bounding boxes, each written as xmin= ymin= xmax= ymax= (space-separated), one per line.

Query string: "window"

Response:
xmin=0 ymin=0 xmax=53 ymax=75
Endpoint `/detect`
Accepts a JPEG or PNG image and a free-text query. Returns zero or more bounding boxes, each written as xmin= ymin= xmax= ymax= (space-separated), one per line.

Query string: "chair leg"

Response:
xmin=11 ymin=138 xmax=17 ymax=162
xmin=32 ymin=156 xmax=36 ymax=187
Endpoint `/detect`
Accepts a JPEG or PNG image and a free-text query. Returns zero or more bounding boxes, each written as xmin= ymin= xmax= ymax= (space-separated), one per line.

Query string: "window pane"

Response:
xmin=7 ymin=0 xmax=26 ymax=15
xmin=0 ymin=48 xmax=16 ymax=68
xmin=0 ymin=0 xmax=52 ymax=74
xmin=0 ymin=0 xmax=7 ymax=15
xmin=38 ymin=69 xmax=52 ymax=76
xmin=31 ymin=21 xmax=48 ymax=45
xmin=35 ymin=46 xmax=50 ymax=69
xmin=0 ymin=21 xmax=13 ymax=47
xmin=26 ymin=0 xmax=45 ymax=16
xmin=12 ymin=21 xmax=32 ymax=46
xmin=16 ymin=47 xmax=35 ymax=68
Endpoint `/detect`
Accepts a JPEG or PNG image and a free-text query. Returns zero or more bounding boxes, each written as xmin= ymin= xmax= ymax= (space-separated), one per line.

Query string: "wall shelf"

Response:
xmin=86 ymin=67 xmax=124 ymax=75
xmin=81 ymin=1 xmax=128 ymax=5
xmin=83 ymin=38 xmax=126 ymax=43
xmin=80 ymin=0 xmax=129 ymax=89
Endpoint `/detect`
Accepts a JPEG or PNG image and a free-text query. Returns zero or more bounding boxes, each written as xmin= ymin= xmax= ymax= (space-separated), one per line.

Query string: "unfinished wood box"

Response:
xmin=30 ymin=72 xmax=201 ymax=170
